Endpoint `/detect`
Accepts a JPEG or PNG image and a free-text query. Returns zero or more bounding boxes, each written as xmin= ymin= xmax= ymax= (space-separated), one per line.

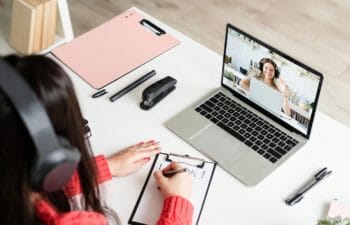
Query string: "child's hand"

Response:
xmin=107 ymin=141 xmax=160 ymax=177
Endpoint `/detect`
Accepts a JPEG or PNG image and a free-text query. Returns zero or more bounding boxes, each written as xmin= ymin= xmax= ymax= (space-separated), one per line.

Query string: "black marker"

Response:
xmin=109 ymin=70 xmax=156 ymax=102
xmin=285 ymin=167 xmax=332 ymax=206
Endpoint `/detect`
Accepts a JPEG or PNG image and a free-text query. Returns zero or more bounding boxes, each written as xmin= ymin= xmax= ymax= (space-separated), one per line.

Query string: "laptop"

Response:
xmin=249 ymin=77 xmax=283 ymax=115
xmin=165 ymin=23 xmax=323 ymax=186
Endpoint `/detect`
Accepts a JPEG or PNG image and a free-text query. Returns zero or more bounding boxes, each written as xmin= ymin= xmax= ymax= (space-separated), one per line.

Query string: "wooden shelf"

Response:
xmin=0 ymin=0 xmax=74 ymax=55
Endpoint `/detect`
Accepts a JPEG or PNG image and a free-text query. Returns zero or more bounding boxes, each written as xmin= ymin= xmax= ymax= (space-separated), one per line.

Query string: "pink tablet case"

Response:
xmin=52 ymin=9 xmax=180 ymax=89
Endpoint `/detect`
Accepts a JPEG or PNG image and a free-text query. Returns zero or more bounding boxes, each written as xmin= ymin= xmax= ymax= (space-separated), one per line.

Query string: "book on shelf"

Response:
xmin=40 ymin=0 xmax=49 ymax=49
xmin=26 ymin=0 xmax=44 ymax=52
xmin=10 ymin=0 xmax=36 ymax=54
xmin=40 ymin=0 xmax=57 ymax=49
xmin=9 ymin=0 xmax=57 ymax=54
xmin=47 ymin=0 xmax=57 ymax=46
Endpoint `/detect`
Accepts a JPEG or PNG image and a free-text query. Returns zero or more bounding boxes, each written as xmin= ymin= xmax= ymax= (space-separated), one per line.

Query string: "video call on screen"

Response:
xmin=223 ymin=27 xmax=321 ymax=135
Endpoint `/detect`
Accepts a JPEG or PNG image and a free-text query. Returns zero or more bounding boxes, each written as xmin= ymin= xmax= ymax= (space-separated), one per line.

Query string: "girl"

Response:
xmin=0 ymin=55 xmax=193 ymax=225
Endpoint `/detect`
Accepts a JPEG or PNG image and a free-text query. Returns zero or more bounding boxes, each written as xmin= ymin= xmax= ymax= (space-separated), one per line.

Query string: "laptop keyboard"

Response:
xmin=194 ymin=92 xmax=299 ymax=164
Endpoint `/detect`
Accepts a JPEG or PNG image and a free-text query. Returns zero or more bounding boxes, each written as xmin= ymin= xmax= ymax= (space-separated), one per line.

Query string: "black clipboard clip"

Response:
xmin=139 ymin=19 xmax=166 ymax=36
xmin=140 ymin=76 xmax=177 ymax=110
xmin=165 ymin=153 xmax=205 ymax=169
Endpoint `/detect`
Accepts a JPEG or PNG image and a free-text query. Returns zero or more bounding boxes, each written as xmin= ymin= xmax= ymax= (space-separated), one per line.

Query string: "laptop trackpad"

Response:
xmin=190 ymin=125 xmax=247 ymax=166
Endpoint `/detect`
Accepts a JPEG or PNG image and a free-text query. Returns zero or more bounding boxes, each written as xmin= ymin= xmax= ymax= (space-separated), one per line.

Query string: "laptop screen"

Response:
xmin=222 ymin=24 xmax=323 ymax=137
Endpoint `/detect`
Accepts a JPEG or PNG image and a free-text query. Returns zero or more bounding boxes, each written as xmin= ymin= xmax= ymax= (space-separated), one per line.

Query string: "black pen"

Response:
xmin=109 ymin=70 xmax=156 ymax=102
xmin=285 ymin=167 xmax=332 ymax=206
xmin=163 ymin=168 xmax=188 ymax=177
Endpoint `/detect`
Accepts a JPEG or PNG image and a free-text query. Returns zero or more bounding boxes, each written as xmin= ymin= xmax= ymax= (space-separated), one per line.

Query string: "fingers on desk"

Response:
xmin=131 ymin=140 xmax=161 ymax=161
xmin=133 ymin=140 xmax=160 ymax=150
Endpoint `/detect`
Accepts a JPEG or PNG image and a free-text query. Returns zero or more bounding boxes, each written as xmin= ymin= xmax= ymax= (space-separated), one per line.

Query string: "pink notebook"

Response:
xmin=52 ymin=9 xmax=180 ymax=89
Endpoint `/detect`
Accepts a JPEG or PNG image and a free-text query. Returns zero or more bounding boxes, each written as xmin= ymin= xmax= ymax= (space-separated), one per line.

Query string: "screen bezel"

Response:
xmin=221 ymin=23 xmax=323 ymax=139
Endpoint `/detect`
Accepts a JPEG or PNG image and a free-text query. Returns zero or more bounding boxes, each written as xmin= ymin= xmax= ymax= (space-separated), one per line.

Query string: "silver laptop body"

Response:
xmin=165 ymin=24 xmax=323 ymax=186
xmin=249 ymin=77 xmax=283 ymax=115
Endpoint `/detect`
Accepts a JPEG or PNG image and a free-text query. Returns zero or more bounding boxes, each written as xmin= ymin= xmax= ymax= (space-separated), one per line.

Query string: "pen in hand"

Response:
xmin=163 ymin=168 xmax=188 ymax=177
xmin=285 ymin=167 xmax=332 ymax=206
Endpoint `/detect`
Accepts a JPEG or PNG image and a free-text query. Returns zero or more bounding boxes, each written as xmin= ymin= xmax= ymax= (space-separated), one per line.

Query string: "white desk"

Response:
xmin=52 ymin=8 xmax=350 ymax=225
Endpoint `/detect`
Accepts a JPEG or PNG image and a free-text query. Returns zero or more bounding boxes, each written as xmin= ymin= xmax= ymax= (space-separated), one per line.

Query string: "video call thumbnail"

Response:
xmin=222 ymin=27 xmax=321 ymax=135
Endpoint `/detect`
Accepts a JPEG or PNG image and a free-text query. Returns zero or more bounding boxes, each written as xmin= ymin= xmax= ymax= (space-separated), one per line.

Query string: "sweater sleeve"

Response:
xmin=35 ymin=200 xmax=107 ymax=225
xmin=64 ymin=155 xmax=112 ymax=197
xmin=156 ymin=196 xmax=194 ymax=225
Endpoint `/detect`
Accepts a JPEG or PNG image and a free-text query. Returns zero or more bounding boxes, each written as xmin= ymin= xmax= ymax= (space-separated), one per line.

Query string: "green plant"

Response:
xmin=317 ymin=217 xmax=350 ymax=225
xmin=223 ymin=71 xmax=234 ymax=81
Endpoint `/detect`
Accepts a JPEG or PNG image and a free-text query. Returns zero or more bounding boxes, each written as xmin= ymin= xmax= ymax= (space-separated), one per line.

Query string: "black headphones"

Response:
xmin=259 ymin=58 xmax=280 ymax=78
xmin=0 ymin=59 xmax=81 ymax=192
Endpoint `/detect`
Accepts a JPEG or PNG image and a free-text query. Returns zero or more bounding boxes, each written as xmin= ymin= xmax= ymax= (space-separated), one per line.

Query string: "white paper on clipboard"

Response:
xmin=129 ymin=153 xmax=216 ymax=225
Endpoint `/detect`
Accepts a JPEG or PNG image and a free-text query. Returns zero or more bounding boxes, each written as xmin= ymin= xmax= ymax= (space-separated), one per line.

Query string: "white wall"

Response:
xmin=279 ymin=63 xmax=320 ymax=103
xmin=226 ymin=33 xmax=267 ymax=71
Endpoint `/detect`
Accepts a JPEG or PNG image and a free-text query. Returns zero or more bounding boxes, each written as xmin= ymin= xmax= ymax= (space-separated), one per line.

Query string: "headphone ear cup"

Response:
xmin=57 ymin=135 xmax=71 ymax=148
xmin=259 ymin=62 xmax=263 ymax=72
xmin=0 ymin=59 xmax=82 ymax=193
xmin=30 ymin=137 xmax=80 ymax=192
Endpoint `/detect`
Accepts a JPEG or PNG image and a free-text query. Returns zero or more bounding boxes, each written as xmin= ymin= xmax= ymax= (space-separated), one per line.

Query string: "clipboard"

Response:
xmin=52 ymin=9 xmax=180 ymax=89
xmin=129 ymin=153 xmax=216 ymax=225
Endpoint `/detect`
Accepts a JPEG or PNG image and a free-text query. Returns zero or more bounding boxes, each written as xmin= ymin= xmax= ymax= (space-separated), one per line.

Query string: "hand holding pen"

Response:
xmin=285 ymin=167 xmax=332 ymax=206
xmin=154 ymin=162 xmax=192 ymax=199
xmin=163 ymin=168 xmax=188 ymax=177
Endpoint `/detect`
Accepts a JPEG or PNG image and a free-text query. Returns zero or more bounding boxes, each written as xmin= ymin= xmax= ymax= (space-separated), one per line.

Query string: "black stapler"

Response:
xmin=140 ymin=76 xmax=177 ymax=110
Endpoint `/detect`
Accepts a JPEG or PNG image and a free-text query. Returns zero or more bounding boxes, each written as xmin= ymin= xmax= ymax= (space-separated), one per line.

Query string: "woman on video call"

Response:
xmin=240 ymin=58 xmax=291 ymax=116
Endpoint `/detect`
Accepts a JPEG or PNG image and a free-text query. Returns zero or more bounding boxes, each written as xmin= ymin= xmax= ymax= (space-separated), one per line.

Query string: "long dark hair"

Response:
xmin=0 ymin=55 xmax=118 ymax=225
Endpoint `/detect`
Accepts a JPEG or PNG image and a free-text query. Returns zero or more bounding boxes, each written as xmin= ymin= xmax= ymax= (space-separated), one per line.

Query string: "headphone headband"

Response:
xmin=0 ymin=58 xmax=80 ymax=192
xmin=0 ymin=59 xmax=61 ymax=158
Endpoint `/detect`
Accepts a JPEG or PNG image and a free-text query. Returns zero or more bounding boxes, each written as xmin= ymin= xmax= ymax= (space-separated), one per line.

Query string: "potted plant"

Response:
xmin=317 ymin=217 xmax=350 ymax=225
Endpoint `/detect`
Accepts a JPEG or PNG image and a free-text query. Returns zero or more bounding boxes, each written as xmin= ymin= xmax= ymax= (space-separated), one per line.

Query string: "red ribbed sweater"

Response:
xmin=35 ymin=155 xmax=193 ymax=225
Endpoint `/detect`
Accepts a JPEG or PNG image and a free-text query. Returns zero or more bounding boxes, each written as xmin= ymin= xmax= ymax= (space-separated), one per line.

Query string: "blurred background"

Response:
xmin=1 ymin=0 xmax=349 ymax=127
xmin=69 ymin=0 xmax=350 ymax=128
